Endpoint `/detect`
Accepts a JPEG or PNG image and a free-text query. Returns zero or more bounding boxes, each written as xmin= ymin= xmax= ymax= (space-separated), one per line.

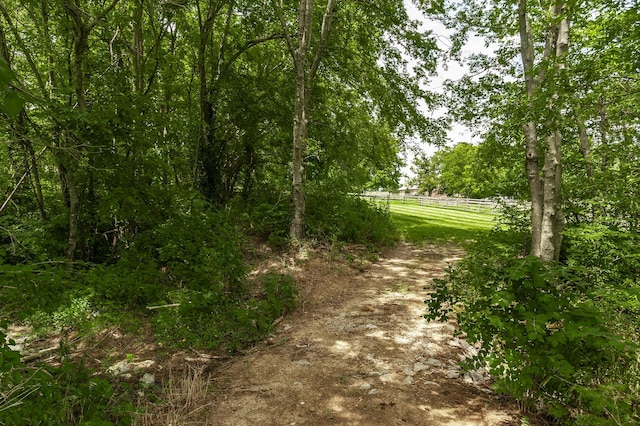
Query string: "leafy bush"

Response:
xmin=0 ymin=259 xmax=74 ymax=322
xmin=26 ymin=296 xmax=96 ymax=336
xmin=83 ymin=259 xmax=165 ymax=309
xmin=563 ymin=224 xmax=640 ymax=348
xmin=426 ymin=229 xmax=639 ymax=424
xmin=243 ymin=191 xmax=398 ymax=249
xmin=153 ymin=273 xmax=296 ymax=353
xmin=245 ymin=199 xmax=291 ymax=249
xmin=82 ymin=194 xmax=247 ymax=309
xmin=306 ymin=192 xmax=399 ymax=246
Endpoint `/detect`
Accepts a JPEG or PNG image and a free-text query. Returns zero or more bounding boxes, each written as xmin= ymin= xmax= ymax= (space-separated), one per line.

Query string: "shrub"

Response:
xmin=245 ymin=199 xmax=291 ymax=249
xmin=426 ymin=229 xmax=639 ymax=424
xmin=153 ymin=273 xmax=296 ymax=353
xmin=82 ymin=195 xmax=247 ymax=309
xmin=306 ymin=192 xmax=399 ymax=247
xmin=243 ymin=191 xmax=398 ymax=249
xmin=0 ymin=259 xmax=74 ymax=322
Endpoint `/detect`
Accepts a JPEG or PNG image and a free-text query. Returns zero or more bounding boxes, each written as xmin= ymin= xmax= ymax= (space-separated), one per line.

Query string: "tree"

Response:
xmin=518 ymin=0 xmax=570 ymax=261
xmin=271 ymin=0 xmax=337 ymax=242
xmin=0 ymin=0 xmax=441 ymax=260
xmin=426 ymin=3 xmax=640 ymax=421
xmin=271 ymin=0 xmax=442 ymax=241
xmin=440 ymin=143 xmax=481 ymax=197
xmin=432 ymin=0 xmax=632 ymax=260
xmin=411 ymin=142 xmax=509 ymax=198
xmin=410 ymin=151 xmax=441 ymax=196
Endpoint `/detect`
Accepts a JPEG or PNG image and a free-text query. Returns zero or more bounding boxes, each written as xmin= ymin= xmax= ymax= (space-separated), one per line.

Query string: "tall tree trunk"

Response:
xmin=65 ymin=169 xmax=81 ymax=259
xmin=290 ymin=0 xmax=312 ymax=240
xmin=274 ymin=0 xmax=336 ymax=242
xmin=194 ymin=0 xmax=228 ymax=201
xmin=64 ymin=1 xmax=89 ymax=260
xmin=518 ymin=0 xmax=569 ymax=261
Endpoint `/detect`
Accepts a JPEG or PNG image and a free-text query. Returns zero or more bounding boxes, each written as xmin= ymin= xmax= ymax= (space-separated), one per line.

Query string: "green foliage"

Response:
xmin=146 ymin=206 xmax=246 ymax=294
xmin=244 ymin=196 xmax=291 ymax=249
xmin=82 ymin=260 xmax=165 ymax=310
xmin=0 ymin=327 xmax=133 ymax=425
xmin=0 ymin=259 xmax=74 ymax=322
xmin=409 ymin=152 xmax=441 ymax=196
xmin=243 ymin=191 xmax=399 ymax=249
xmin=411 ymin=142 xmax=512 ymax=199
xmin=80 ymin=194 xmax=247 ymax=309
xmin=0 ymin=57 xmax=24 ymax=116
xmin=306 ymin=192 xmax=399 ymax=247
xmin=563 ymin=225 xmax=640 ymax=339
xmin=426 ymin=227 xmax=639 ymax=424
xmin=26 ymin=297 xmax=95 ymax=336
xmin=153 ymin=273 xmax=296 ymax=353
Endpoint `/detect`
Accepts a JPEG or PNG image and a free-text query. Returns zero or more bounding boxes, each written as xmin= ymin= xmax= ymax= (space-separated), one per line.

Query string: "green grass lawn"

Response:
xmin=387 ymin=202 xmax=496 ymax=244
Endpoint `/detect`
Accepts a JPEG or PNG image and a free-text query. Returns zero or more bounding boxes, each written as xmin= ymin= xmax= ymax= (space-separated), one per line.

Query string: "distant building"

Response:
xmin=398 ymin=187 xmax=421 ymax=196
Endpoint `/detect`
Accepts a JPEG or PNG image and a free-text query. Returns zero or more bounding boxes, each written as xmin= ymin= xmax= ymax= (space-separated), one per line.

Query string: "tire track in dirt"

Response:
xmin=207 ymin=243 xmax=523 ymax=425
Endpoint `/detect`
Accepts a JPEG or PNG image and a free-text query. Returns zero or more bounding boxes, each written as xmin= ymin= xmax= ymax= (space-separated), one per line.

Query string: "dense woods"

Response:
xmin=1 ymin=0 xmax=639 ymax=424
xmin=0 ymin=0 xmax=436 ymax=259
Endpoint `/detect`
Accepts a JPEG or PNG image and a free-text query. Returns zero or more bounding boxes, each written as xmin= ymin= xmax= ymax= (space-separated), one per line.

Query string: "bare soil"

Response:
xmin=204 ymin=243 xmax=524 ymax=425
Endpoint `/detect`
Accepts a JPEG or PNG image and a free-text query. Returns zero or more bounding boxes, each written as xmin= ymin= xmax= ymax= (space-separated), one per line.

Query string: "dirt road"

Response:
xmin=206 ymin=243 xmax=523 ymax=425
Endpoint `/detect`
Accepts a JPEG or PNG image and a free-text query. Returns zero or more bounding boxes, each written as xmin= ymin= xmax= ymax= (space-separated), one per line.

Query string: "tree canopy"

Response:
xmin=0 ymin=0 xmax=442 ymax=258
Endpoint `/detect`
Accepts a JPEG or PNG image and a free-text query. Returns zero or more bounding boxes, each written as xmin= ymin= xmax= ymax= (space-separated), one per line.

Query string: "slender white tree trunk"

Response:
xmin=289 ymin=0 xmax=312 ymax=241
xmin=274 ymin=0 xmax=336 ymax=242
xmin=518 ymin=0 xmax=569 ymax=261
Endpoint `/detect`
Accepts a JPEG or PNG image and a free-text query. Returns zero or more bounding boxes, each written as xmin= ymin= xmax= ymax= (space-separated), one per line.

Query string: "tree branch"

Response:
xmin=89 ymin=0 xmax=122 ymax=31
xmin=222 ymin=34 xmax=288 ymax=76
xmin=310 ymin=0 xmax=338 ymax=80
xmin=0 ymin=147 xmax=47 ymax=215
xmin=0 ymin=3 xmax=47 ymax=97
xmin=271 ymin=0 xmax=296 ymax=59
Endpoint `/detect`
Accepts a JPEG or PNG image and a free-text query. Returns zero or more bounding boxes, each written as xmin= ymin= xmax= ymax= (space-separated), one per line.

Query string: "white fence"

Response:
xmin=360 ymin=192 xmax=519 ymax=213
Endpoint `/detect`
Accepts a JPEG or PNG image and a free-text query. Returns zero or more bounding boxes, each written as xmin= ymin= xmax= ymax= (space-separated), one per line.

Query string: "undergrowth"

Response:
xmin=0 ymin=188 xmax=399 ymax=423
xmin=425 ymin=217 xmax=640 ymax=425
xmin=153 ymin=273 xmax=296 ymax=353
xmin=0 ymin=326 xmax=134 ymax=425
xmin=244 ymin=191 xmax=399 ymax=249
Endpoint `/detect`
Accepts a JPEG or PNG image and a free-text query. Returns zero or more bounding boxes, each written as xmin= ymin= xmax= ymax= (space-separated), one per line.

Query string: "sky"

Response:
xmin=400 ymin=1 xmax=487 ymax=185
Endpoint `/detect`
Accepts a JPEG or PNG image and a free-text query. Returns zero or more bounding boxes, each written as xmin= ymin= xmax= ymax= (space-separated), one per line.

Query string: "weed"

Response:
xmin=0 ymin=327 xmax=134 ymax=425
xmin=385 ymin=282 xmax=411 ymax=294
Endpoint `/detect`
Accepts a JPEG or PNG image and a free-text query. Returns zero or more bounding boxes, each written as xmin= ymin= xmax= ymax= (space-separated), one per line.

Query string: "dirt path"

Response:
xmin=206 ymin=243 xmax=522 ymax=425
